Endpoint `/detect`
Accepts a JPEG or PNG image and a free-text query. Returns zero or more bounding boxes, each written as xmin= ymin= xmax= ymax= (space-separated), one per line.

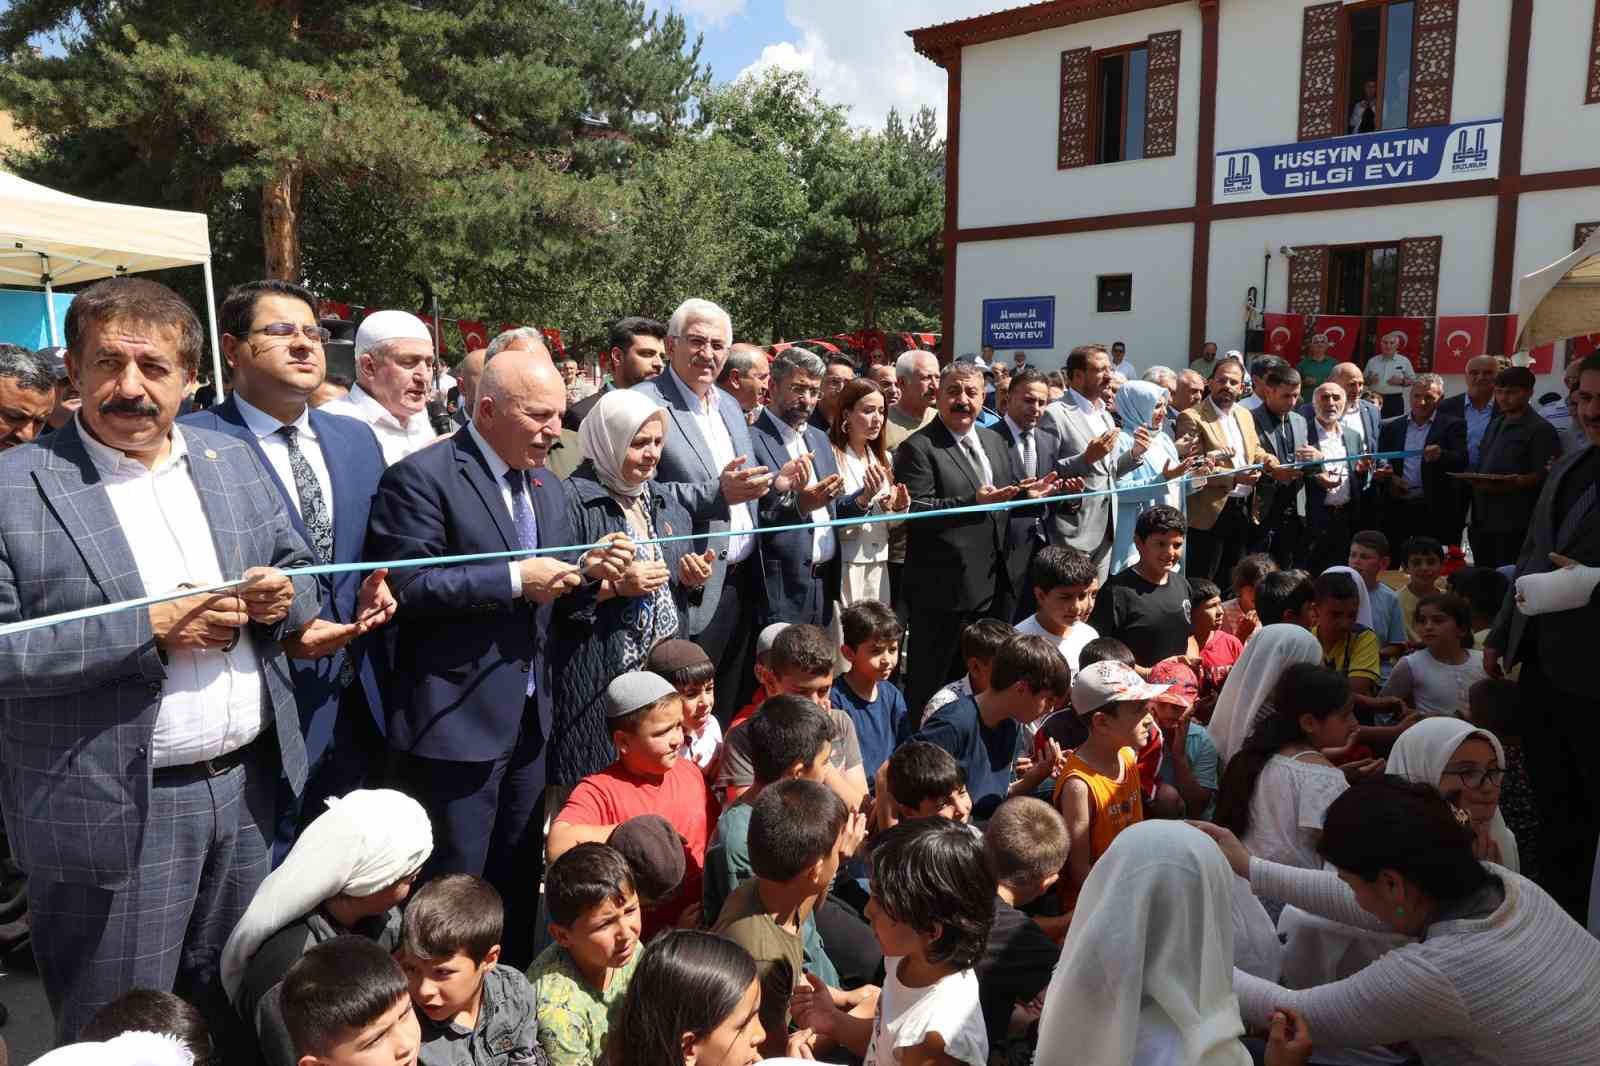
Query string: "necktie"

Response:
xmin=505 ymin=469 xmax=540 ymax=697
xmin=278 ymin=426 xmax=333 ymax=562
xmin=1557 ymin=479 xmax=1598 ymax=550
xmin=1019 ymin=431 xmax=1035 ymax=477
xmin=962 ymin=435 xmax=992 ymax=486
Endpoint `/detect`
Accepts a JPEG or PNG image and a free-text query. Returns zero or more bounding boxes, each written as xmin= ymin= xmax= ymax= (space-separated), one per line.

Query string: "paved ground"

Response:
xmin=0 ymin=967 xmax=51 ymax=1065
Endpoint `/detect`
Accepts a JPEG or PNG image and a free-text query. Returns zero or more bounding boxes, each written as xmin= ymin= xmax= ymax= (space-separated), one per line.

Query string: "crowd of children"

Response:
xmin=38 ymin=519 xmax=1600 ymax=1066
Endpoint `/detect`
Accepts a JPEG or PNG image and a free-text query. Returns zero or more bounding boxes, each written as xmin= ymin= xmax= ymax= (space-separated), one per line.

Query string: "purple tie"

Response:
xmin=505 ymin=469 xmax=540 ymax=697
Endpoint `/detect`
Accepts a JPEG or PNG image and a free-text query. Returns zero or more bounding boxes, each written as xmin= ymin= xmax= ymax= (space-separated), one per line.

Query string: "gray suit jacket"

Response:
xmin=0 ymin=420 xmax=319 ymax=886
xmin=1040 ymin=398 xmax=1141 ymax=554
xmin=1487 ymin=444 xmax=1600 ymax=697
xmin=631 ymin=372 xmax=763 ymax=634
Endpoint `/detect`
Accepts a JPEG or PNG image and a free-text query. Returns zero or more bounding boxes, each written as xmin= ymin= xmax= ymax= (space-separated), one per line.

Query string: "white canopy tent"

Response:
xmin=0 ymin=171 xmax=224 ymax=390
xmin=1515 ymin=225 xmax=1600 ymax=353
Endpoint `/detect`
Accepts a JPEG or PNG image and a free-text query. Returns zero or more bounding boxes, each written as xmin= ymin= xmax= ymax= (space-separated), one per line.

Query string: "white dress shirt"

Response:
xmin=954 ymin=425 xmax=996 ymax=485
xmin=79 ymin=421 xmax=265 ymax=767
xmin=1365 ymin=355 xmax=1415 ymax=397
xmin=1241 ymin=394 xmax=1264 ymax=412
xmin=467 ymin=421 xmax=537 ymax=598
xmin=233 ymin=395 xmax=333 ymax=521
xmin=1313 ymin=420 xmax=1352 ymax=507
xmin=772 ymin=418 xmax=836 ymax=565
xmin=1066 ymin=388 xmax=1115 ymax=435
xmin=1004 ymin=414 xmax=1039 ymax=476
xmin=1215 ymin=402 xmax=1253 ymax=498
xmin=1341 ymin=405 xmax=1370 ymax=451
xmin=318 ymin=383 xmax=437 ymax=465
xmin=670 ymin=365 xmax=754 ymax=563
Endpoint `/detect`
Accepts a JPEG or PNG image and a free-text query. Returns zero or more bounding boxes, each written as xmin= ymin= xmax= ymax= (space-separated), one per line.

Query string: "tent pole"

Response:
xmin=43 ymin=269 xmax=60 ymax=347
xmin=202 ymin=259 xmax=224 ymax=404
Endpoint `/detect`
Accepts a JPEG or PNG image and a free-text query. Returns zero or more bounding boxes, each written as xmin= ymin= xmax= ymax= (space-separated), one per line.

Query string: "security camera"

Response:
xmin=1279 ymin=245 xmax=1298 ymax=258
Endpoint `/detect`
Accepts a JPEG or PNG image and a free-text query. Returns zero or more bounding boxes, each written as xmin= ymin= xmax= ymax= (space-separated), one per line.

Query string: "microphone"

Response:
xmin=426 ymin=398 xmax=453 ymax=436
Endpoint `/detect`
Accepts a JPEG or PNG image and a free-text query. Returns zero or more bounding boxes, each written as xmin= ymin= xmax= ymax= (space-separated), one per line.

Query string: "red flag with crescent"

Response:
xmin=1497 ymin=315 xmax=1556 ymax=373
xmin=1432 ymin=315 xmax=1488 ymax=373
xmin=1308 ymin=315 xmax=1360 ymax=362
xmin=541 ymin=328 xmax=567 ymax=357
xmin=458 ymin=320 xmax=488 ymax=351
xmin=1262 ymin=313 xmax=1304 ymax=362
xmin=416 ymin=314 xmax=441 ymax=349
xmin=1376 ymin=317 xmax=1425 ymax=367
xmin=317 ymin=299 xmax=350 ymax=321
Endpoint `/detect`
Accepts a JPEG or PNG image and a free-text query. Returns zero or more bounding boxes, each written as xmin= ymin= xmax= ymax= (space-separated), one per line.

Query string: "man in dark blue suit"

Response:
xmin=991 ymin=368 xmax=1068 ymax=621
xmin=1374 ymin=373 xmax=1467 ymax=549
xmin=633 ymin=299 xmax=772 ymax=723
xmin=182 ymin=281 xmax=396 ymax=859
xmin=366 ymin=344 xmax=631 ymax=964
xmin=748 ymin=348 xmax=852 ymax=627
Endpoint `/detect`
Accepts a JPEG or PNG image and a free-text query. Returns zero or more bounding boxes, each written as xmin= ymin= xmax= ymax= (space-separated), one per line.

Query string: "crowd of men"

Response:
xmin=0 ymin=274 xmax=1597 ymax=1066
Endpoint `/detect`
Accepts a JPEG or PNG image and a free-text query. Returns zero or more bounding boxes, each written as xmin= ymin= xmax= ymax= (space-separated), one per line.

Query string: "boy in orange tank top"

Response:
xmin=1052 ymin=661 xmax=1168 ymax=915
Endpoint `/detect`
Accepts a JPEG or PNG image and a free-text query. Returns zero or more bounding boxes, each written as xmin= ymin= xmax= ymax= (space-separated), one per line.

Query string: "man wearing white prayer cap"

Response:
xmin=319 ymin=310 xmax=440 ymax=464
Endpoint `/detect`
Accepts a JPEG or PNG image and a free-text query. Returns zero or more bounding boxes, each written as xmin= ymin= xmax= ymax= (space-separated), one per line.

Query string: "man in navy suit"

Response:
xmin=1374 ymin=373 xmax=1467 ymax=549
xmin=748 ymin=348 xmax=851 ymax=627
xmin=366 ymin=344 xmax=630 ymax=965
xmin=992 ymin=368 xmax=1069 ymax=621
xmin=181 ymin=280 xmax=397 ymax=859
xmin=633 ymin=299 xmax=773 ymax=723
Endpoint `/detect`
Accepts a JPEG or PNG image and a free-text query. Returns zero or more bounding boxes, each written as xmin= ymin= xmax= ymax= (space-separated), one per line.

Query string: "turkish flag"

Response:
xmin=540 ymin=328 xmax=566 ymax=357
xmin=1432 ymin=315 xmax=1489 ymax=373
xmin=1262 ymin=313 xmax=1304 ymax=361
xmin=1499 ymin=316 xmax=1557 ymax=373
xmin=417 ymin=314 xmax=440 ymax=348
xmin=1376 ymin=317 xmax=1426 ymax=365
xmin=457 ymin=320 xmax=488 ymax=351
xmin=317 ymin=299 xmax=350 ymax=321
xmin=1311 ymin=314 xmax=1362 ymax=362
xmin=1570 ymin=333 xmax=1600 ymax=359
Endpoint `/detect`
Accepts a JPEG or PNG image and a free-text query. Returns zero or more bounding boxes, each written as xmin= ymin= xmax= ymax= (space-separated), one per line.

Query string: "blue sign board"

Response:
xmin=0 ymin=289 xmax=73 ymax=349
xmin=982 ymin=296 xmax=1055 ymax=350
xmin=1215 ymin=118 xmax=1501 ymax=203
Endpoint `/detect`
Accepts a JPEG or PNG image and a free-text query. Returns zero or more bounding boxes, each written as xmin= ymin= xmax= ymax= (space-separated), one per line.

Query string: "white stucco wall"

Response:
xmin=957 ymin=4 xmax=1203 ymax=229
xmin=1523 ymin=0 xmax=1600 ymax=175
xmin=953 ymin=223 xmax=1195 ymax=371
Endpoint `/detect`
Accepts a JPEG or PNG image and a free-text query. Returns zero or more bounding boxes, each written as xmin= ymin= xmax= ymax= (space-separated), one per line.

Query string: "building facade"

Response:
xmin=911 ymin=0 xmax=1600 ymax=391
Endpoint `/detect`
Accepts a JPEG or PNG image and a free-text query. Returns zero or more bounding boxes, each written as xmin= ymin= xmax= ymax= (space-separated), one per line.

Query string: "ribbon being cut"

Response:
xmin=0 ymin=450 xmax=1425 ymax=638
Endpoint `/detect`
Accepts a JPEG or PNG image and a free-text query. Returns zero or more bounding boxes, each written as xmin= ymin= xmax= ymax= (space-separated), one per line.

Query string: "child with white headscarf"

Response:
xmin=1388 ymin=717 xmax=1519 ymax=872
xmin=1035 ymin=821 xmax=1309 ymax=1066
xmin=221 ymin=789 xmax=432 ymax=1066
xmin=1206 ymin=624 xmax=1324 ymax=766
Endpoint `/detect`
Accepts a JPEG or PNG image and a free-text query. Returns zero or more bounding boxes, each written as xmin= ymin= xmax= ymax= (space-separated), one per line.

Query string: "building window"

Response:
xmin=1346 ymin=1 xmax=1413 ymax=133
xmin=1298 ymin=0 xmax=1456 ymax=141
xmin=1326 ymin=243 xmax=1399 ymax=353
xmin=1094 ymin=46 xmax=1148 ymax=163
xmin=1097 ymin=274 xmax=1133 ymax=313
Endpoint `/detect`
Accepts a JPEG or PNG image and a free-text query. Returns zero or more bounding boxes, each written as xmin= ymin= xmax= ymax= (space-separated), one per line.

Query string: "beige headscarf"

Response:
xmin=579 ymin=388 xmax=668 ymax=499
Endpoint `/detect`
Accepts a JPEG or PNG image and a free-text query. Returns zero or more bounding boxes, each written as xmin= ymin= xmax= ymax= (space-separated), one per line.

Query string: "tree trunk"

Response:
xmin=261 ymin=161 xmax=303 ymax=281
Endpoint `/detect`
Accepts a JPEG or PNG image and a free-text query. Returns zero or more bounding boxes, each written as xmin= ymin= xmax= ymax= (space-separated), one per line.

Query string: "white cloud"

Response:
xmin=736 ymin=2 xmax=992 ymax=134
xmin=677 ymin=0 xmax=748 ymax=29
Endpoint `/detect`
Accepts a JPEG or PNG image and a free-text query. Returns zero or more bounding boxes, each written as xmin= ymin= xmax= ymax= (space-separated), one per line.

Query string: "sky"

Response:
xmin=653 ymin=1 xmax=1004 ymax=133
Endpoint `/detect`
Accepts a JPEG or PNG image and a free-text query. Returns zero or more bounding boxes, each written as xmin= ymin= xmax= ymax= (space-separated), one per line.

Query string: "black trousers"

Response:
xmin=1186 ymin=497 xmax=1253 ymax=590
xmin=1303 ymin=504 xmax=1356 ymax=576
xmin=906 ymin=606 xmax=985 ymax=726
xmin=694 ymin=558 xmax=761 ymax=727
xmin=1469 ymin=527 xmax=1525 ymax=570
xmin=389 ymin=698 xmax=548 ymax=969
xmin=1517 ymin=641 xmax=1600 ymax=921
xmin=1253 ymin=507 xmax=1304 ymax=571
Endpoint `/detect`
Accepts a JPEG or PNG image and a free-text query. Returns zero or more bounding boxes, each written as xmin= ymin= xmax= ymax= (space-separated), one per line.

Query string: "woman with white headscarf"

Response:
xmin=221 ymin=789 xmax=432 ymax=1066
xmin=1110 ymin=380 xmax=1201 ymax=572
xmin=551 ymin=389 xmax=711 ymax=791
xmin=1206 ymin=624 xmax=1324 ymax=766
xmin=1388 ymin=717 xmax=1519 ymax=872
xmin=1035 ymin=821 xmax=1311 ymax=1066
xmin=1319 ymin=566 xmax=1372 ymax=629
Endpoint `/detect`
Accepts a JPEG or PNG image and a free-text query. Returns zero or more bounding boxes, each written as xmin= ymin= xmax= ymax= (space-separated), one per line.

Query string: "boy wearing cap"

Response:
xmin=1053 ymin=661 xmax=1164 ymax=912
xmin=647 ymin=639 xmax=722 ymax=777
xmin=549 ymin=672 xmax=718 ymax=936
xmin=727 ymin=622 xmax=792 ymax=731
xmin=1146 ymin=659 xmax=1220 ymax=819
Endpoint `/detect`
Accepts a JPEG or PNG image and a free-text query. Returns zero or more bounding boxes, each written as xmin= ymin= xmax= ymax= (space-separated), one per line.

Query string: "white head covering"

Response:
xmin=1387 ymin=717 xmax=1520 ymax=873
xmin=354 ymin=309 xmax=432 ymax=357
xmin=1206 ymin=624 xmax=1323 ymax=765
xmin=578 ymin=388 xmax=668 ymax=498
xmin=1319 ymin=565 xmax=1373 ymax=630
xmin=1036 ymin=822 xmax=1252 ymax=1066
xmin=220 ymin=789 xmax=432 ymax=1003
xmin=34 ymin=1032 xmax=194 ymax=1066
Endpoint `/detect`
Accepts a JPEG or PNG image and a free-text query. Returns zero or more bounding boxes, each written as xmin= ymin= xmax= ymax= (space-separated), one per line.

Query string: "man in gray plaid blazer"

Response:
xmin=0 ymin=279 xmax=321 ymax=1044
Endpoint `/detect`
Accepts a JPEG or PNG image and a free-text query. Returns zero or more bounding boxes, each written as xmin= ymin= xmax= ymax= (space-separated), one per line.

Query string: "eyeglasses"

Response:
xmin=250 ymin=323 xmax=332 ymax=344
xmin=1443 ymin=765 xmax=1504 ymax=789
xmin=680 ymin=334 xmax=727 ymax=355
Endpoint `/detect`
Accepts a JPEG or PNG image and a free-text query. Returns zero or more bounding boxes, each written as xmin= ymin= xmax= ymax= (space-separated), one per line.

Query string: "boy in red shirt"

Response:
xmin=549 ymin=672 xmax=719 ymax=936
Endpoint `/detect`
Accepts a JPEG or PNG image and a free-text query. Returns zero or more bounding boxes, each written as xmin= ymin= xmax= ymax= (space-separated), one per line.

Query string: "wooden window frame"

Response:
xmin=1323 ymin=239 xmax=1402 ymax=324
xmin=1097 ymin=273 xmax=1134 ymax=313
xmin=1299 ymin=0 xmax=1453 ymax=142
xmin=1090 ymin=41 xmax=1149 ymax=165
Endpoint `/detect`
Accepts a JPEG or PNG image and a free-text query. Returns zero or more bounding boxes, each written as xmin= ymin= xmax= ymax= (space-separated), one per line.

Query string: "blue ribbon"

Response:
xmin=0 ymin=449 xmax=1421 ymax=637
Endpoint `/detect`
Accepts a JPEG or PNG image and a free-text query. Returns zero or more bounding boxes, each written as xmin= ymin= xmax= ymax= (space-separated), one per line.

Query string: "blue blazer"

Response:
xmin=0 ymin=421 xmax=318 ymax=885
xmin=364 ymin=426 xmax=581 ymax=763
xmin=181 ymin=399 xmax=389 ymax=740
xmin=631 ymin=372 xmax=764 ymax=633
xmin=747 ymin=410 xmax=864 ymax=625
